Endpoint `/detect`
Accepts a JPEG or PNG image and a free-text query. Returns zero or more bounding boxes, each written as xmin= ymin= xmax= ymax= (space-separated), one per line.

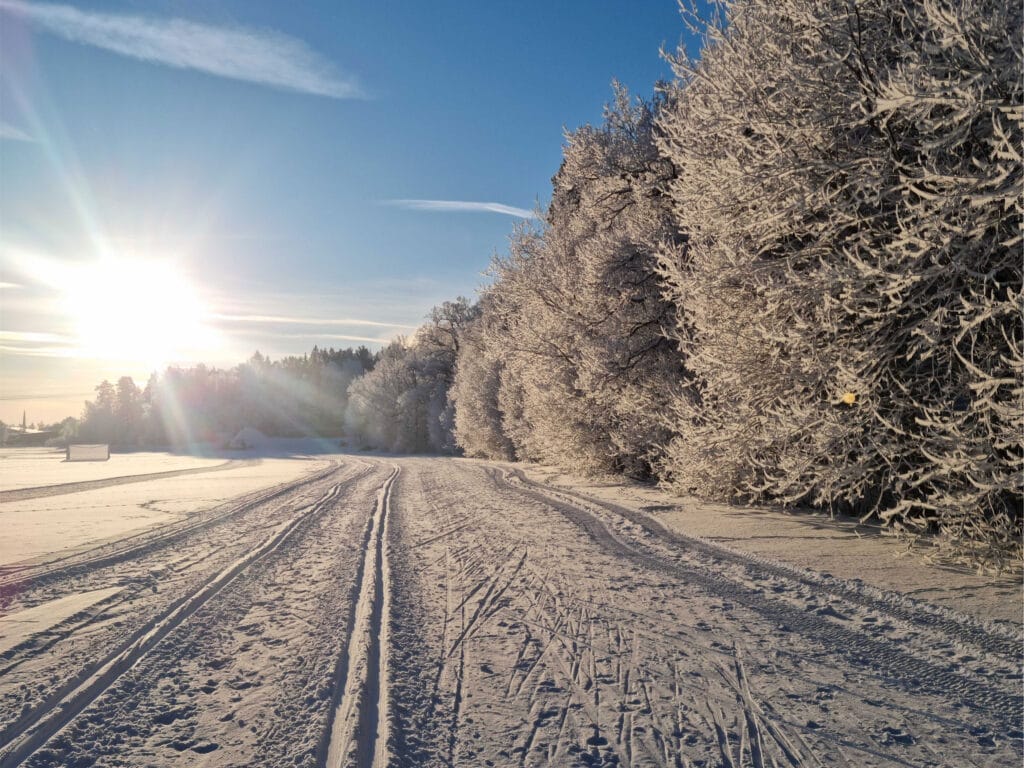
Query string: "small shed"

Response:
xmin=67 ymin=444 xmax=110 ymax=461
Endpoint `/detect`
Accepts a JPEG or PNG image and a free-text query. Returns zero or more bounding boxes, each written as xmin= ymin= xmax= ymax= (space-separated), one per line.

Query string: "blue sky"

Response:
xmin=0 ymin=0 xmax=697 ymax=423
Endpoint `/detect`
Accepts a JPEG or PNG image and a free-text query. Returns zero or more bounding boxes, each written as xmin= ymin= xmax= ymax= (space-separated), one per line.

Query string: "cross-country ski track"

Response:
xmin=0 ymin=455 xmax=1019 ymax=767
xmin=0 ymin=460 xmax=250 ymax=504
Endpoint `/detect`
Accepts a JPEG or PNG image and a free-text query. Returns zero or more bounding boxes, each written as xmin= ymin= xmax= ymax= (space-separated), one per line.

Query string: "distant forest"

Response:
xmin=49 ymin=0 xmax=1024 ymax=562
xmin=67 ymin=346 xmax=377 ymax=446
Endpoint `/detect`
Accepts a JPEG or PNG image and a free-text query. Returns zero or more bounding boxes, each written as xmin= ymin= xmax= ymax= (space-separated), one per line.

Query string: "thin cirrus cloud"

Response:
xmin=0 ymin=121 xmax=35 ymax=142
xmin=211 ymin=313 xmax=418 ymax=331
xmin=212 ymin=312 xmax=415 ymax=350
xmin=0 ymin=0 xmax=362 ymax=99
xmin=0 ymin=330 xmax=78 ymax=358
xmin=386 ymin=199 xmax=537 ymax=219
xmin=262 ymin=332 xmax=396 ymax=346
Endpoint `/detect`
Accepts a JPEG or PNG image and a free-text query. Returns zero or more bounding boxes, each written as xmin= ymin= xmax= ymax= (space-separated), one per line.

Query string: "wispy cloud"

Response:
xmin=212 ymin=313 xmax=417 ymax=330
xmin=0 ymin=1 xmax=362 ymax=99
xmin=210 ymin=311 xmax=417 ymax=355
xmin=0 ymin=281 xmax=24 ymax=289
xmin=0 ymin=345 xmax=78 ymax=358
xmin=386 ymin=199 xmax=536 ymax=219
xmin=261 ymin=331 xmax=395 ymax=345
xmin=0 ymin=330 xmax=78 ymax=358
xmin=0 ymin=121 xmax=35 ymax=142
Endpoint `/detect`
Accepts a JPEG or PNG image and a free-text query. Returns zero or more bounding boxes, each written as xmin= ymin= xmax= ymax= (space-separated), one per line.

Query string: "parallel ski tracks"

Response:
xmin=0 ymin=459 xmax=249 ymax=504
xmin=0 ymin=461 xmax=341 ymax=593
xmin=11 ymin=456 xmax=1011 ymax=766
xmin=321 ymin=464 xmax=400 ymax=768
xmin=0 ymin=464 xmax=371 ymax=768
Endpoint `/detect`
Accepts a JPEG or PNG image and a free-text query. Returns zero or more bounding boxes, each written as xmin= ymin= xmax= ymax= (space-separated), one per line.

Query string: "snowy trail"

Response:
xmin=0 ymin=454 xmax=1018 ymax=766
xmin=0 ymin=460 xmax=355 ymax=739
xmin=494 ymin=465 xmax=1021 ymax=756
xmin=0 ymin=469 xmax=361 ymax=767
xmin=386 ymin=458 xmax=1022 ymax=767
xmin=323 ymin=465 xmax=399 ymax=768
xmin=504 ymin=468 xmax=1020 ymax=660
xmin=496 ymin=468 xmax=1020 ymax=718
xmin=24 ymin=460 xmax=389 ymax=766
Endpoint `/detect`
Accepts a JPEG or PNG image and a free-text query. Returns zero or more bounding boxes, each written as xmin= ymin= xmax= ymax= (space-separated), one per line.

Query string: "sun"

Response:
xmin=62 ymin=257 xmax=218 ymax=370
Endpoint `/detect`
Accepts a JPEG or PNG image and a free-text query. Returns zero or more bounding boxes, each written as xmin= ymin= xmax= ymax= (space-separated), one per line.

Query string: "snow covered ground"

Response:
xmin=0 ymin=457 xmax=332 ymax=567
xmin=0 ymin=453 xmax=1019 ymax=767
xmin=516 ymin=462 xmax=1022 ymax=626
xmin=0 ymin=448 xmax=227 ymax=493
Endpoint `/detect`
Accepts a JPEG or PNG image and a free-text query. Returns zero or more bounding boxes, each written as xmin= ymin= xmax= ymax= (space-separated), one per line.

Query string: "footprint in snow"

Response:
xmin=815 ymin=605 xmax=849 ymax=620
xmin=881 ymin=726 xmax=915 ymax=746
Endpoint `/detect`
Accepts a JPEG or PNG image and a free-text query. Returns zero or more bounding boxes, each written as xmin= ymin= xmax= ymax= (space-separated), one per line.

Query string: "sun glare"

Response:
xmin=62 ymin=257 xmax=218 ymax=370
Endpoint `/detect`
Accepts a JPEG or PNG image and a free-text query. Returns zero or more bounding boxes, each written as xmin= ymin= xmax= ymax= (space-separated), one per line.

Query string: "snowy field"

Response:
xmin=0 ymin=457 xmax=331 ymax=567
xmin=0 ymin=447 xmax=227 ymax=493
xmin=0 ymin=454 xmax=1019 ymax=767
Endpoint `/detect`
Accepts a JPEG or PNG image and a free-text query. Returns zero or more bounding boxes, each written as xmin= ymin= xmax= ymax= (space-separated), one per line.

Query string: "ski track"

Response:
xmin=0 ymin=461 xmax=348 ymax=719
xmin=0 ymin=462 xmax=377 ymax=767
xmin=0 ymin=459 xmax=251 ymax=504
xmin=0 ymin=460 xmax=339 ymax=596
xmin=0 ymin=455 xmax=1019 ymax=767
xmin=322 ymin=464 xmax=399 ymax=768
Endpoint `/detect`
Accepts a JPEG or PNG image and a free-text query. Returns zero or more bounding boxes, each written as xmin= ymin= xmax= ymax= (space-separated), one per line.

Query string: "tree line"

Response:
xmin=453 ymin=0 xmax=1019 ymax=563
xmin=70 ymin=0 xmax=1020 ymax=562
xmin=74 ymin=346 xmax=375 ymax=447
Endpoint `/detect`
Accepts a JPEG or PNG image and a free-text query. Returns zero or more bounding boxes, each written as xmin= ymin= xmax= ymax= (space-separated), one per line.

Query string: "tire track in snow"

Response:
xmin=506 ymin=468 xmax=1020 ymax=660
xmin=0 ymin=469 xmax=355 ymax=768
xmin=321 ymin=464 xmax=399 ymax=768
xmin=495 ymin=468 xmax=1022 ymax=737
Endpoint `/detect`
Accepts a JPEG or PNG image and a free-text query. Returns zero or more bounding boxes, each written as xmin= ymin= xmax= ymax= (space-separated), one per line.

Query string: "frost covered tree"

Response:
xmin=78 ymin=346 xmax=375 ymax=448
xmin=469 ymin=87 xmax=682 ymax=475
xmin=451 ymin=294 xmax=518 ymax=460
xmin=345 ymin=340 xmax=420 ymax=451
xmin=416 ymin=298 xmax=481 ymax=452
xmin=655 ymin=0 xmax=1022 ymax=559
xmin=345 ymin=298 xmax=479 ymax=453
xmin=484 ymin=221 xmax=612 ymax=469
xmin=549 ymin=84 xmax=683 ymax=475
